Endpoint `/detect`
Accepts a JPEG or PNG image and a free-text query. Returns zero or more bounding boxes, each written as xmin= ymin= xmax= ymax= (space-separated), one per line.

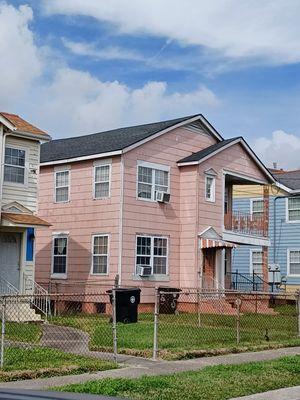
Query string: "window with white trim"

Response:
xmin=55 ymin=170 xmax=69 ymax=202
xmin=4 ymin=147 xmax=26 ymax=184
xmin=137 ymin=163 xmax=169 ymax=201
xmin=205 ymin=175 xmax=215 ymax=202
xmin=92 ymin=235 xmax=109 ymax=274
xmin=287 ymin=198 xmax=300 ymax=222
xmin=136 ymin=235 xmax=168 ymax=275
xmin=52 ymin=236 xmax=68 ymax=275
xmin=251 ymin=250 xmax=263 ymax=274
xmin=251 ymin=199 xmax=264 ymax=218
xmin=288 ymin=250 xmax=300 ymax=275
xmin=94 ymin=164 xmax=110 ymax=199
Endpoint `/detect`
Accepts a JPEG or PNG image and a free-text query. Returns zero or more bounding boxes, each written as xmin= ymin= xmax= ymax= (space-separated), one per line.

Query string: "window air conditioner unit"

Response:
xmin=156 ymin=191 xmax=170 ymax=203
xmin=138 ymin=266 xmax=152 ymax=277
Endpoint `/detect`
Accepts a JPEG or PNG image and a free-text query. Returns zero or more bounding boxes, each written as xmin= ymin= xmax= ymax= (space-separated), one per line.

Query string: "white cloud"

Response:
xmin=253 ymin=130 xmax=300 ymax=169
xmin=62 ymin=38 xmax=145 ymax=61
xmin=43 ymin=0 xmax=300 ymax=65
xmin=30 ymin=68 xmax=219 ymax=137
xmin=0 ymin=2 xmax=219 ymax=138
xmin=0 ymin=3 xmax=41 ymax=107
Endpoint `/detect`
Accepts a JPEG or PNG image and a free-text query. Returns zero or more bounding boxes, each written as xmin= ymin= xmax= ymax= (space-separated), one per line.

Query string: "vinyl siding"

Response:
xmin=2 ymin=135 xmax=40 ymax=213
xmin=232 ymin=195 xmax=300 ymax=286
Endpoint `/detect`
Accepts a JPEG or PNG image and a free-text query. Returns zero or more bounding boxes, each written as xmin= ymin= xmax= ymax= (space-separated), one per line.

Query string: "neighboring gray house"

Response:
xmin=231 ymin=168 xmax=300 ymax=292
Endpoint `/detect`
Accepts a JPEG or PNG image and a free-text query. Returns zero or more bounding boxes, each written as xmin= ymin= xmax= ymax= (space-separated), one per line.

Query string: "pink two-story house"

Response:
xmin=36 ymin=114 xmax=274 ymax=308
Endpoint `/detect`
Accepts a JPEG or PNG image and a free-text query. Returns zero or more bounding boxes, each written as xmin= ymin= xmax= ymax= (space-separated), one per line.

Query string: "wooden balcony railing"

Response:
xmin=224 ymin=211 xmax=267 ymax=237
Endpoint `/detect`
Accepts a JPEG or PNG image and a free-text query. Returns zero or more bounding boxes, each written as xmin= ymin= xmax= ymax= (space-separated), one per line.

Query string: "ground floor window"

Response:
xmin=92 ymin=234 xmax=109 ymax=274
xmin=251 ymin=250 xmax=263 ymax=274
xmin=288 ymin=249 xmax=300 ymax=275
xmin=52 ymin=236 xmax=68 ymax=276
xmin=136 ymin=235 xmax=168 ymax=275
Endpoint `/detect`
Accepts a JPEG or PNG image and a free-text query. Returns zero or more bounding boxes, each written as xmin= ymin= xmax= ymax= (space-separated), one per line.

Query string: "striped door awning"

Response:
xmin=200 ymin=238 xmax=237 ymax=249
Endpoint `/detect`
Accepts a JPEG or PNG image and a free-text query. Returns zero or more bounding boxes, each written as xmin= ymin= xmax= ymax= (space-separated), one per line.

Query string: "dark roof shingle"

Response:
xmin=177 ymin=137 xmax=240 ymax=164
xmin=272 ymin=170 xmax=300 ymax=190
xmin=41 ymin=115 xmax=200 ymax=163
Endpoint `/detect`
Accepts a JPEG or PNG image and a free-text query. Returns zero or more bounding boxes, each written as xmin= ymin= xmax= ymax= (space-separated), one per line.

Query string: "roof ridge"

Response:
xmin=48 ymin=114 xmax=201 ymax=143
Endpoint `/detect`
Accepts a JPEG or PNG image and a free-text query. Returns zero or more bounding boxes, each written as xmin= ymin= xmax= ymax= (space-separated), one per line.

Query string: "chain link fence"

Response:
xmin=0 ymin=287 xmax=299 ymax=370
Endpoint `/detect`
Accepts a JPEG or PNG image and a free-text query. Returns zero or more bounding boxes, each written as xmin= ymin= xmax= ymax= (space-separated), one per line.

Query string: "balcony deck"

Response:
xmin=224 ymin=211 xmax=267 ymax=238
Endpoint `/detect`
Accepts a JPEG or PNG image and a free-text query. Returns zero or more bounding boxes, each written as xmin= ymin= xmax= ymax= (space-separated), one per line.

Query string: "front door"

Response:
xmin=203 ymin=248 xmax=216 ymax=289
xmin=0 ymin=232 xmax=21 ymax=289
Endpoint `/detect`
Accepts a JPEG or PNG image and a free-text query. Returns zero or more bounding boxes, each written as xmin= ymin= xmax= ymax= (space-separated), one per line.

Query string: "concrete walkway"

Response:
xmin=231 ymin=385 xmax=300 ymax=400
xmin=0 ymin=346 xmax=298 ymax=390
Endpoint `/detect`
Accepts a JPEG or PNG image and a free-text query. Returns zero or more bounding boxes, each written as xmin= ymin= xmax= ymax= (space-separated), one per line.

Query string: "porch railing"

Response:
xmin=0 ymin=277 xmax=19 ymax=296
xmin=24 ymin=276 xmax=50 ymax=320
xmin=224 ymin=211 xmax=267 ymax=237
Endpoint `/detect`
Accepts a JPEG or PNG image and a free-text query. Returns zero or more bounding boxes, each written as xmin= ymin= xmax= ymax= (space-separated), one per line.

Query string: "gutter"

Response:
xmin=0 ymin=130 xmax=10 ymax=219
xmin=117 ymin=154 xmax=124 ymax=285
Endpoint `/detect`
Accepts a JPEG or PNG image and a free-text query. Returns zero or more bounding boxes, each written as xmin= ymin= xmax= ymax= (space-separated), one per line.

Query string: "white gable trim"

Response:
xmin=198 ymin=226 xmax=222 ymax=239
xmin=40 ymin=115 xmax=223 ymax=167
xmin=178 ymin=137 xmax=275 ymax=183
xmin=122 ymin=115 xmax=222 ymax=154
xmin=0 ymin=115 xmax=16 ymax=131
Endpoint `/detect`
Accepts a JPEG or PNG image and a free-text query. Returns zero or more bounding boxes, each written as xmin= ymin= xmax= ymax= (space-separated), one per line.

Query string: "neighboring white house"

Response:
xmin=0 ymin=112 xmax=51 ymax=320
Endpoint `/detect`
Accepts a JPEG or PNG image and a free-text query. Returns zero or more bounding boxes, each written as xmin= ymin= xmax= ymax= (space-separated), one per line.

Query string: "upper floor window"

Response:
xmin=251 ymin=250 xmax=263 ymax=274
xmin=287 ymin=197 xmax=300 ymax=222
xmin=94 ymin=164 xmax=110 ymax=199
xmin=4 ymin=147 xmax=26 ymax=184
xmin=52 ymin=235 xmax=68 ymax=277
xmin=251 ymin=199 xmax=264 ymax=218
xmin=55 ymin=170 xmax=69 ymax=203
xmin=205 ymin=176 xmax=215 ymax=202
xmin=288 ymin=249 xmax=300 ymax=275
xmin=92 ymin=234 xmax=109 ymax=274
xmin=137 ymin=161 xmax=169 ymax=201
xmin=136 ymin=235 xmax=168 ymax=275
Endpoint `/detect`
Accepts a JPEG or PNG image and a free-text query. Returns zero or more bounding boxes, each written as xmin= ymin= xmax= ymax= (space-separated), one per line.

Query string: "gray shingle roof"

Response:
xmin=40 ymin=115 xmax=202 ymax=163
xmin=272 ymin=170 xmax=300 ymax=190
xmin=177 ymin=137 xmax=240 ymax=164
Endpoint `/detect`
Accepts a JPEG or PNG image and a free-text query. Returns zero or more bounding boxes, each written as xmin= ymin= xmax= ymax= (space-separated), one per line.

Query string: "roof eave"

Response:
xmin=14 ymin=130 xmax=51 ymax=142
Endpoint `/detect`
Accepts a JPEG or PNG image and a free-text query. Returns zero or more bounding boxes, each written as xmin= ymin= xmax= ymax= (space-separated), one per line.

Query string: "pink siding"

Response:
xmin=35 ymin=157 xmax=122 ymax=290
xmin=35 ymin=125 xmax=270 ymax=297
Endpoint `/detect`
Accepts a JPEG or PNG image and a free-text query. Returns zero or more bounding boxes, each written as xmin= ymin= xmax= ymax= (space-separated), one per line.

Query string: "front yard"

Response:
xmin=51 ymin=304 xmax=300 ymax=359
xmin=59 ymin=355 xmax=300 ymax=400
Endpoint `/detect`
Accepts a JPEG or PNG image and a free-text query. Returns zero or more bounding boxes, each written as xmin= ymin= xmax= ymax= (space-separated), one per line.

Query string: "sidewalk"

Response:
xmin=231 ymin=385 xmax=300 ymax=400
xmin=0 ymin=346 xmax=298 ymax=390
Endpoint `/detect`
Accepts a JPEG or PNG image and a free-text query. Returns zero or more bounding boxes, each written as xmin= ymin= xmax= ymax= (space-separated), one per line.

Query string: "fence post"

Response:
xmin=235 ymin=296 xmax=241 ymax=345
xmin=112 ymin=287 xmax=118 ymax=363
xmin=153 ymin=287 xmax=159 ymax=360
xmin=297 ymin=291 xmax=300 ymax=337
xmin=0 ymin=297 xmax=6 ymax=369
xmin=197 ymin=288 xmax=201 ymax=328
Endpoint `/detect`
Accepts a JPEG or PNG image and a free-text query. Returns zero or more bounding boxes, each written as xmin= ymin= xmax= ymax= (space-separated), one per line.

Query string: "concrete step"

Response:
xmin=5 ymin=302 xmax=42 ymax=322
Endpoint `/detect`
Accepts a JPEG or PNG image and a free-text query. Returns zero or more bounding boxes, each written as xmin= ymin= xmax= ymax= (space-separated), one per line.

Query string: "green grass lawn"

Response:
xmin=6 ymin=322 xmax=42 ymax=343
xmin=59 ymin=355 xmax=300 ymax=400
xmin=0 ymin=347 xmax=116 ymax=382
xmin=51 ymin=305 xmax=300 ymax=359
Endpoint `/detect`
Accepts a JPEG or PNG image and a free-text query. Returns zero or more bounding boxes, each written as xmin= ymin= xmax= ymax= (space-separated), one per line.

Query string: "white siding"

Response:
xmin=2 ymin=136 xmax=40 ymax=213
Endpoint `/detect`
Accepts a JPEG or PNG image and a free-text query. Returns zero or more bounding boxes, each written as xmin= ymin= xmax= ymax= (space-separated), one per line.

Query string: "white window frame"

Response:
xmin=250 ymin=198 xmax=264 ymax=218
xmin=205 ymin=175 xmax=215 ymax=202
xmin=287 ymin=248 xmax=300 ymax=277
xmin=249 ymin=248 xmax=263 ymax=274
xmin=286 ymin=197 xmax=300 ymax=223
xmin=3 ymin=145 xmax=28 ymax=187
xmin=54 ymin=169 xmax=70 ymax=203
xmin=51 ymin=234 xmax=68 ymax=279
xmin=136 ymin=160 xmax=170 ymax=202
xmin=135 ymin=234 xmax=169 ymax=276
xmin=93 ymin=163 xmax=111 ymax=200
xmin=91 ymin=234 xmax=110 ymax=275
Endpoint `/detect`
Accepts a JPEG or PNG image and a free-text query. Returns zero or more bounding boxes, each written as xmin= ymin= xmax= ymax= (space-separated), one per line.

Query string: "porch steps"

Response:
xmin=5 ymin=301 xmax=43 ymax=322
xmin=225 ymin=295 xmax=276 ymax=315
xmin=201 ymin=298 xmax=237 ymax=315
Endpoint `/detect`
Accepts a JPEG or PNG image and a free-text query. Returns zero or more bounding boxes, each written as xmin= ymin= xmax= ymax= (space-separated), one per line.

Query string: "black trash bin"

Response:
xmin=158 ymin=287 xmax=181 ymax=314
xmin=107 ymin=288 xmax=141 ymax=323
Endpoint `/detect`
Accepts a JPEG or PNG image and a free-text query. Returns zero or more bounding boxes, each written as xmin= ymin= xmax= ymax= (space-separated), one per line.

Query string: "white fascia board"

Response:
xmin=13 ymin=130 xmax=51 ymax=142
xmin=223 ymin=169 xmax=267 ymax=185
xmin=40 ymin=150 xmax=122 ymax=166
xmin=222 ymin=230 xmax=271 ymax=247
xmin=0 ymin=115 xmax=16 ymax=131
xmin=198 ymin=115 xmax=223 ymax=141
xmin=122 ymin=115 xmax=221 ymax=154
xmin=177 ymin=138 xmax=241 ymax=167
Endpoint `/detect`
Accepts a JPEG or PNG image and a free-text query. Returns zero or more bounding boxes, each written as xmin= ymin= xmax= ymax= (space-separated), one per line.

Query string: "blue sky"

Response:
xmin=2 ymin=1 xmax=300 ymax=168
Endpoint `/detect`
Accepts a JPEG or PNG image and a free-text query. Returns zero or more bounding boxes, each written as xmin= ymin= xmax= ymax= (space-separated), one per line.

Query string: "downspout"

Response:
xmin=196 ymin=165 xmax=201 ymax=290
xmin=0 ymin=129 xmax=9 ymax=218
xmin=117 ymin=154 xmax=124 ymax=286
